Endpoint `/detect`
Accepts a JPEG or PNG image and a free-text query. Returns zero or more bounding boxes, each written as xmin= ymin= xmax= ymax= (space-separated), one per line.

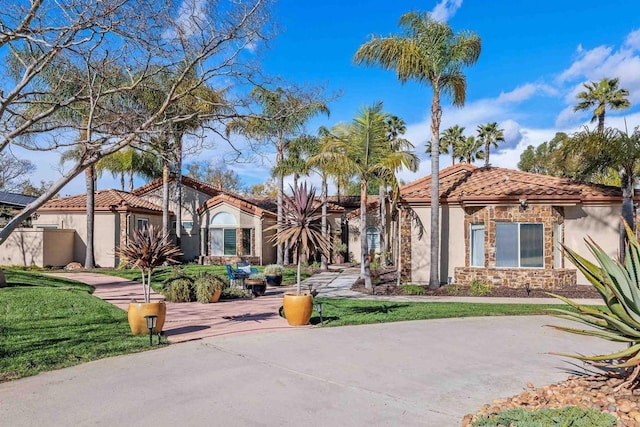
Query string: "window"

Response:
xmin=366 ymin=227 xmax=380 ymax=252
xmin=241 ymin=228 xmax=252 ymax=255
xmin=136 ymin=218 xmax=148 ymax=230
xmin=210 ymin=228 xmax=237 ymax=256
xmin=182 ymin=221 xmax=193 ymax=231
xmin=470 ymin=223 xmax=484 ymax=267
xmin=496 ymin=223 xmax=544 ymax=268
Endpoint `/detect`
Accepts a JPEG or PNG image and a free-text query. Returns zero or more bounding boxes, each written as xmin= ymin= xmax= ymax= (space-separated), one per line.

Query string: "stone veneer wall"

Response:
xmin=200 ymin=255 xmax=261 ymax=266
xmin=454 ymin=204 xmax=577 ymax=289
xmin=400 ymin=208 xmax=412 ymax=282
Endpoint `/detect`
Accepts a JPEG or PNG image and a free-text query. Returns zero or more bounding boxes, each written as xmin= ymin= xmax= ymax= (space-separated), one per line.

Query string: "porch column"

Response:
xmin=200 ymin=227 xmax=207 ymax=256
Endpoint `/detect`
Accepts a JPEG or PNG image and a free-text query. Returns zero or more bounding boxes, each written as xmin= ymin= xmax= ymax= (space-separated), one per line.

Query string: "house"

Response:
xmin=394 ymin=163 xmax=636 ymax=288
xmin=0 ymin=191 xmax=37 ymax=227
xmin=30 ymin=189 xmax=169 ymax=267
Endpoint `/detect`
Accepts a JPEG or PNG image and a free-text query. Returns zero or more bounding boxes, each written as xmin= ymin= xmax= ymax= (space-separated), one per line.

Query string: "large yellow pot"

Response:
xmin=127 ymin=301 xmax=166 ymax=335
xmin=283 ymin=293 xmax=313 ymax=326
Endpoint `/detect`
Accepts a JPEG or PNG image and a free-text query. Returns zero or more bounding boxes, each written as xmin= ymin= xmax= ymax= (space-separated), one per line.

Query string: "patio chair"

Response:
xmin=225 ymin=264 xmax=248 ymax=288
xmin=236 ymin=260 xmax=258 ymax=275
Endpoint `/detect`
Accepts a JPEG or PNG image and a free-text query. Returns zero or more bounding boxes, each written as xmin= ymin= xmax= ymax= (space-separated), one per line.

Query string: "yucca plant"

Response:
xmin=547 ymin=223 xmax=640 ymax=389
xmin=118 ymin=225 xmax=182 ymax=303
xmin=268 ymin=183 xmax=329 ymax=295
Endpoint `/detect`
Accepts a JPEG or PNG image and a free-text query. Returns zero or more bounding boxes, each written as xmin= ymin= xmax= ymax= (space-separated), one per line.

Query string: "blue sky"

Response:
xmin=37 ymin=0 xmax=640 ymax=195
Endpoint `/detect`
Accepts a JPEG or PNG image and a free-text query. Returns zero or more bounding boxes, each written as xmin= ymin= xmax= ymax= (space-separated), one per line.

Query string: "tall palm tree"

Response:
xmin=311 ymin=102 xmax=418 ymax=289
xmin=457 ymin=136 xmax=485 ymax=164
xmin=436 ymin=125 xmax=466 ymax=166
xmin=226 ymin=86 xmax=329 ymax=265
xmin=477 ymin=122 xmax=504 ymax=167
xmin=96 ymin=147 xmax=162 ymax=192
xmin=574 ymin=77 xmax=631 ymax=132
xmin=354 ymin=11 xmax=481 ymax=288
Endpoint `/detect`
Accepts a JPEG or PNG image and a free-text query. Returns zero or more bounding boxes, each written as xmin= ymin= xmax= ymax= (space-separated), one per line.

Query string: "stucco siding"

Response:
xmin=0 ymin=228 xmax=74 ymax=267
xmin=564 ymin=204 xmax=621 ymax=285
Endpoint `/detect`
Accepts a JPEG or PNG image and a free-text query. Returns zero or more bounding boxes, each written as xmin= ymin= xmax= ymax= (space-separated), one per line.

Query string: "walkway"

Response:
xmin=0 ymin=316 xmax=620 ymax=426
xmin=50 ymin=267 xmax=602 ymax=343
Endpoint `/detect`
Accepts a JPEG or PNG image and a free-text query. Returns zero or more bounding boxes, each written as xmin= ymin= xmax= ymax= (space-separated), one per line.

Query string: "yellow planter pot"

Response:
xmin=283 ymin=293 xmax=313 ymax=326
xmin=127 ymin=301 xmax=166 ymax=335
xmin=210 ymin=287 xmax=222 ymax=303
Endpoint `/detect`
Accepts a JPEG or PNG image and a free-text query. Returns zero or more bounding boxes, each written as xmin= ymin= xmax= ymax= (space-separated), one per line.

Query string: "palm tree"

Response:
xmin=574 ymin=77 xmax=631 ymax=132
xmin=457 ymin=136 xmax=485 ymax=164
xmin=436 ymin=125 xmax=466 ymax=166
xmin=311 ymin=103 xmax=418 ymax=289
xmin=96 ymin=148 xmax=162 ymax=192
xmin=226 ymin=86 xmax=329 ymax=266
xmin=477 ymin=122 xmax=504 ymax=167
xmin=354 ymin=11 xmax=481 ymax=289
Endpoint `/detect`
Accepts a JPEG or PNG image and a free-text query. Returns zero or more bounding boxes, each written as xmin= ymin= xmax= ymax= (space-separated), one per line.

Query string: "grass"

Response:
xmin=91 ymin=264 xmax=310 ymax=291
xmin=0 ymin=269 xmax=150 ymax=382
xmin=311 ymin=298 xmax=584 ymax=327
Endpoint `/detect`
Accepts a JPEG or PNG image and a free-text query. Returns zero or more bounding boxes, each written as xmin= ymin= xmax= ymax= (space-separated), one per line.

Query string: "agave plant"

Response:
xmin=268 ymin=183 xmax=329 ymax=295
xmin=118 ymin=225 xmax=182 ymax=303
xmin=548 ymin=223 xmax=640 ymax=389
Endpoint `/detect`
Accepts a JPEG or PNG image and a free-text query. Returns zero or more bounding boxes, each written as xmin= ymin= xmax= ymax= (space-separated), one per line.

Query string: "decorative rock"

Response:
xmin=64 ymin=262 xmax=82 ymax=271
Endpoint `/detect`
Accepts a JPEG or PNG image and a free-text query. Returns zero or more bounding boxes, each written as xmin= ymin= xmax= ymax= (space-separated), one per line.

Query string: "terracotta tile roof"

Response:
xmin=132 ymin=175 xmax=224 ymax=198
xmin=39 ymin=189 xmax=169 ymax=214
xmin=400 ymin=163 xmax=632 ymax=205
xmin=198 ymin=193 xmax=277 ymax=218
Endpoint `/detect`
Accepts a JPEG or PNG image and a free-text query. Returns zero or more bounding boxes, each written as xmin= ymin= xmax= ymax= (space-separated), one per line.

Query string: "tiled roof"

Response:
xmin=0 ymin=191 xmax=38 ymax=208
xmin=400 ymin=163 xmax=629 ymax=205
xmin=198 ymin=193 xmax=277 ymax=217
xmin=39 ymin=189 xmax=168 ymax=214
xmin=132 ymin=175 xmax=223 ymax=198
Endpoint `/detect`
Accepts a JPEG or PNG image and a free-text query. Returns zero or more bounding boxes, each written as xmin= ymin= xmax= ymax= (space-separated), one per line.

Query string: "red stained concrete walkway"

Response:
xmin=50 ymin=273 xmax=299 ymax=343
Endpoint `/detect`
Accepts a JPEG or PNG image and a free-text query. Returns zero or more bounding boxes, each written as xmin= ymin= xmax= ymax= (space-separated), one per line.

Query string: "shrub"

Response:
xmin=402 ymin=284 xmax=425 ymax=295
xmin=471 ymin=406 xmax=616 ymax=427
xmin=221 ymin=287 xmax=252 ymax=299
xmin=163 ymin=278 xmax=194 ymax=302
xmin=446 ymin=284 xmax=464 ymax=296
xmin=248 ymin=272 xmax=265 ymax=281
xmin=263 ymin=264 xmax=283 ymax=276
xmin=193 ymin=273 xmax=225 ymax=304
xmin=469 ymin=280 xmax=493 ymax=296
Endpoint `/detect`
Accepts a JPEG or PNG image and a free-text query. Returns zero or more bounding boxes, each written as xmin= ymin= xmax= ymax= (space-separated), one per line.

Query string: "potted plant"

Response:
xmin=118 ymin=225 xmax=182 ymax=335
xmin=194 ymin=272 xmax=225 ymax=303
xmin=269 ymin=183 xmax=329 ymax=326
xmin=263 ymin=264 xmax=284 ymax=286
xmin=245 ymin=272 xmax=266 ymax=296
xmin=332 ymin=241 xmax=347 ymax=264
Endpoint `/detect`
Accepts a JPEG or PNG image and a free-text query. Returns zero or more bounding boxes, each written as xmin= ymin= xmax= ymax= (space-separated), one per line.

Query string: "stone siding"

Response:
xmin=199 ymin=255 xmax=261 ymax=266
xmin=454 ymin=266 xmax=577 ymax=289
xmin=400 ymin=208 xmax=412 ymax=282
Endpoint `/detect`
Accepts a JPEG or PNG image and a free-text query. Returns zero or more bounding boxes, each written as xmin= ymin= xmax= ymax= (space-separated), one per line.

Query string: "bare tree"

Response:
xmin=0 ymin=0 xmax=274 ymax=245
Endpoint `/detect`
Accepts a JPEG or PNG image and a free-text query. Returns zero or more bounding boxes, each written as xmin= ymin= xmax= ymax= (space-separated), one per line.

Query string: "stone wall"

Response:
xmin=454 ymin=204 xmax=576 ymax=289
xmin=199 ymin=255 xmax=261 ymax=266
xmin=400 ymin=208 xmax=412 ymax=282
xmin=454 ymin=266 xmax=576 ymax=289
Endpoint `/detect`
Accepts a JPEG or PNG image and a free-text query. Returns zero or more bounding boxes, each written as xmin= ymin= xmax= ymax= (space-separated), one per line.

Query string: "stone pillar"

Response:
xmin=400 ymin=209 xmax=412 ymax=283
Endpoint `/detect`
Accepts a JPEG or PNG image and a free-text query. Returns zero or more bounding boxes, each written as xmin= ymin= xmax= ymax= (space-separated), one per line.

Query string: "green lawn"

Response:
xmin=91 ymin=264 xmax=310 ymax=291
xmin=312 ymin=298 xmax=579 ymax=327
xmin=0 ymin=270 xmax=150 ymax=382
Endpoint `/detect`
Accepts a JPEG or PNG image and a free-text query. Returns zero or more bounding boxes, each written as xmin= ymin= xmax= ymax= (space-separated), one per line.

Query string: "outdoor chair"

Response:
xmin=236 ymin=260 xmax=258 ymax=275
xmin=225 ymin=264 xmax=248 ymax=288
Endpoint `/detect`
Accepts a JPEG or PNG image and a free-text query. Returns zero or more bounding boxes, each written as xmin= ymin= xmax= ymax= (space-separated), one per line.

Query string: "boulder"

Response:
xmin=64 ymin=262 xmax=83 ymax=271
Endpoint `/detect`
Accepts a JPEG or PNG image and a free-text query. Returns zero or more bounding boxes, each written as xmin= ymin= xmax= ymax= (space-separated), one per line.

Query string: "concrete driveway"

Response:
xmin=0 ymin=316 xmax=619 ymax=426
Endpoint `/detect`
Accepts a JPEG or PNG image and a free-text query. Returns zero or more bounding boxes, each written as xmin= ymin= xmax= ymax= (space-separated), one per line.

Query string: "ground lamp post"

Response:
xmin=315 ymin=301 xmax=324 ymax=326
xmin=144 ymin=315 xmax=158 ymax=346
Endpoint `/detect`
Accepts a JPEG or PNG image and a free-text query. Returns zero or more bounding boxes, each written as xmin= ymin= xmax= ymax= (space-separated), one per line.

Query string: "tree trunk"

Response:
xmin=484 ymin=141 xmax=490 ymax=167
xmin=175 ymin=136 xmax=183 ymax=250
xmin=129 ymin=168 xmax=134 ymax=193
xmin=620 ymin=172 xmax=635 ymax=262
xmin=598 ymin=111 xmax=605 ymax=133
xmin=429 ymin=88 xmax=442 ymax=289
xmin=360 ymin=180 xmax=372 ymax=289
xmin=120 ymin=172 xmax=125 ymax=191
xmin=321 ymin=173 xmax=328 ymax=271
xmin=379 ymin=184 xmax=387 ymax=265
xmin=162 ymin=152 xmax=170 ymax=240
xmin=276 ymin=133 xmax=284 ymax=265
xmin=84 ymin=166 xmax=96 ymax=269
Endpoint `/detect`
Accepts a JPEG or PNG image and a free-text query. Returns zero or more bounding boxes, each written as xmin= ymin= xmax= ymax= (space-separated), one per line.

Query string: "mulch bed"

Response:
xmin=352 ymin=267 xmax=601 ymax=299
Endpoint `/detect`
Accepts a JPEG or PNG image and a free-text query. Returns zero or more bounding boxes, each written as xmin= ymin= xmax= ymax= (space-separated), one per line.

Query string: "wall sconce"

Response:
xmin=144 ymin=315 xmax=158 ymax=346
xmin=519 ymin=199 xmax=528 ymax=210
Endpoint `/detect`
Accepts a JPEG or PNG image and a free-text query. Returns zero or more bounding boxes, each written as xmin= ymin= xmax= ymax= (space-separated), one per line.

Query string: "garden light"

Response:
xmin=144 ymin=315 xmax=157 ymax=346
xmin=315 ymin=301 xmax=324 ymax=326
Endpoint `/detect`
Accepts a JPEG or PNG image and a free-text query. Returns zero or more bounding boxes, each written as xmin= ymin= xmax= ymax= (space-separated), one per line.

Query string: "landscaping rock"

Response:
xmin=463 ymin=375 xmax=640 ymax=426
xmin=64 ymin=262 xmax=83 ymax=271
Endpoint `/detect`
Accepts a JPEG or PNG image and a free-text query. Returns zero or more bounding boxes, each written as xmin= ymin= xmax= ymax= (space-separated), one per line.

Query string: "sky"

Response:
xmin=22 ymin=0 xmax=640 ymax=196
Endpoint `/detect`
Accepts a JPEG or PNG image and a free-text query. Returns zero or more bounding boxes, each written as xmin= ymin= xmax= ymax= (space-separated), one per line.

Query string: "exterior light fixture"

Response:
xmin=315 ymin=301 xmax=324 ymax=326
xmin=144 ymin=315 xmax=157 ymax=346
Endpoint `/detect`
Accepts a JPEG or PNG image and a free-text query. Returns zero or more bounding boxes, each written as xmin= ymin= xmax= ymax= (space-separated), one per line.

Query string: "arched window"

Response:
xmin=366 ymin=227 xmax=380 ymax=252
xmin=210 ymin=211 xmax=237 ymax=256
xmin=211 ymin=211 xmax=236 ymax=226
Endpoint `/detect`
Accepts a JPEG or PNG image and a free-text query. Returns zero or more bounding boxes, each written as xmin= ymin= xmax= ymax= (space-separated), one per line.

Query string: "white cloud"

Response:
xmin=164 ymin=0 xmax=208 ymax=40
xmin=430 ymin=0 xmax=463 ymax=22
xmin=557 ymin=46 xmax=612 ymax=83
xmin=496 ymin=83 xmax=557 ymax=103
xmin=626 ymin=29 xmax=640 ymax=50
